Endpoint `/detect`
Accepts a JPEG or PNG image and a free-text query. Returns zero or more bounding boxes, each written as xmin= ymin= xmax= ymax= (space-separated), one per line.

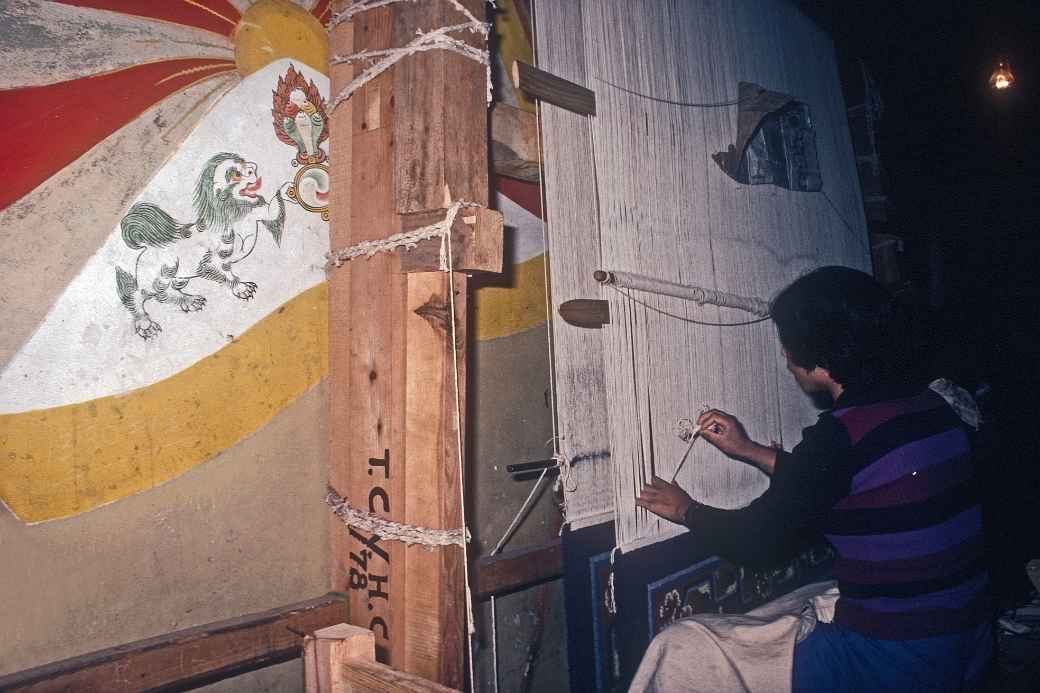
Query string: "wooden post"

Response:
xmin=304 ymin=623 xmax=375 ymax=693
xmin=305 ymin=623 xmax=460 ymax=693
xmin=328 ymin=1 xmax=489 ymax=688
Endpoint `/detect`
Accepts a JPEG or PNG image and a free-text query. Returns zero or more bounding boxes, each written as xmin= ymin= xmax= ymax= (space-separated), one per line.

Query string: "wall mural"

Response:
xmin=0 ymin=0 xmax=543 ymax=525
xmin=0 ymin=0 xmax=332 ymax=523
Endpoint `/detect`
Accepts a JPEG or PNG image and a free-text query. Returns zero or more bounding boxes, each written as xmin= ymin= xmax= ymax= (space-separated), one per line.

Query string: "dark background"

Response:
xmin=801 ymin=0 xmax=1040 ymax=605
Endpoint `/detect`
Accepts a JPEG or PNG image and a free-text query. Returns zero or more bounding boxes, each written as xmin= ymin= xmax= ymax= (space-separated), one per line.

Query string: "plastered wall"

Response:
xmin=0 ymin=1 xmax=334 ymax=687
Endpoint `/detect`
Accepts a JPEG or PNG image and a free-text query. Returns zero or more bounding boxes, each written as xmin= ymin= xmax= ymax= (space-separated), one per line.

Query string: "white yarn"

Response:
xmin=326 ymin=486 xmax=468 ymax=548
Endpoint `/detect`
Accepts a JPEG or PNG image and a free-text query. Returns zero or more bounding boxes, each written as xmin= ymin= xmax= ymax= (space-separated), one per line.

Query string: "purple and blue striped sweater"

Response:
xmin=684 ymin=382 xmax=989 ymax=640
xmin=825 ymin=387 xmax=988 ymax=639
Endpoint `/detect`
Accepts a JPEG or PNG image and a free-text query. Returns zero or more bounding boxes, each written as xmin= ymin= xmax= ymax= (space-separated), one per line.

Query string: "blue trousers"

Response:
xmin=792 ymin=621 xmax=993 ymax=692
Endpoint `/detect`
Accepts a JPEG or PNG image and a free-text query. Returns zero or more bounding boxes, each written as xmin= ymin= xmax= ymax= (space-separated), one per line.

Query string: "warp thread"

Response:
xmin=326 ymin=486 xmax=468 ymax=549
xmin=329 ymin=0 xmax=492 ymax=111
xmin=324 ymin=199 xmax=475 ymax=270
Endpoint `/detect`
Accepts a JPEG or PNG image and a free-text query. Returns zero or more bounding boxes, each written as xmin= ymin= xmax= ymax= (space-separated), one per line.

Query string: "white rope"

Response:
xmin=329 ymin=3 xmax=491 ymax=112
xmin=324 ymin=200 xmax=475 ymax=270
xmin=331 ymin=0 xmax=419 ymax=26
xmin=599 ymin=269 xmax=771 ymax=317
xmin=326 ymin=486 xmax=468 ymax=548
xmin=332 ymin=0 xmax=485 ymax=28
xmin=322 ymin=194 xmax=478 ymax=686
xmin=443 ymin=201 xmax=478 ymax=690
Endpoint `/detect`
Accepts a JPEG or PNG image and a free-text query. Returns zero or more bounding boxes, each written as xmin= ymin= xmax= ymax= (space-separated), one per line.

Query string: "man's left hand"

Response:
xmin=636 ymin=476 xmax=694 ymax=524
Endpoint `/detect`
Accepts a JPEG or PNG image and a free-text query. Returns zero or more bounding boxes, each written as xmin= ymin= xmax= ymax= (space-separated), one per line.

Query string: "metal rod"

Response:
xmin=507 ymin=459 xmax=558 ymax=474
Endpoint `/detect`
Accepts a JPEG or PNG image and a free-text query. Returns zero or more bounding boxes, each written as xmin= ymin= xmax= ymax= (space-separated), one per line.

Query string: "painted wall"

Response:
xmin=469 ymin=2 xmax=571 ymax=689
xmin=0 ymin=0 xmax=333 ymax=686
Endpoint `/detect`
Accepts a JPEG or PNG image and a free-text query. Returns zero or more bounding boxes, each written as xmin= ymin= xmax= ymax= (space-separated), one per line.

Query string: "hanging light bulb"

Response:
xmin=989 ymin=61 xmax=1015 ymax=90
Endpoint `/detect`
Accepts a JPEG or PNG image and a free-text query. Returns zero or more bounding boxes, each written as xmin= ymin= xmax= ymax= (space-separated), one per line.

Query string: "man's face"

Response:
xmin=783 ymin=349 xmax=829 ymax=394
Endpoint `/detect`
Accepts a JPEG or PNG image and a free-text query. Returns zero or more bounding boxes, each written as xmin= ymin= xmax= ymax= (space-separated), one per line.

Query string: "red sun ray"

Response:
xmin=52 ymin=0 xmax=242 ymax=38
xmin=0 ymin=58 xmax=237 ymax=213
xmin=495 ymin=175 xmax=544 ymax=220
xmin=311 ymin=0 xmax=332 ymax=23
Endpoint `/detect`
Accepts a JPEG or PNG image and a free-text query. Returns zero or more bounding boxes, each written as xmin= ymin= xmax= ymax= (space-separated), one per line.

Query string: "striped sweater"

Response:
xmin=684 ymin=381 xmax=989 ymax=640
xmin=825 ymin=385 xmax=989 ymax=639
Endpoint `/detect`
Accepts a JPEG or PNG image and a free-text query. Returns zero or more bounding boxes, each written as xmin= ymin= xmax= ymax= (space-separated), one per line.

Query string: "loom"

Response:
xmin=524 ymin=0 xmax=873 ymax=687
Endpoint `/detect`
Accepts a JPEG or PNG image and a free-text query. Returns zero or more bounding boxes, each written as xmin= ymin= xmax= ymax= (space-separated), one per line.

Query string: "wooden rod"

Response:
xmin=512 ymin=60 xmax=597 ymax=116
xmin=472 ymin=539 xmax=564 ymax=601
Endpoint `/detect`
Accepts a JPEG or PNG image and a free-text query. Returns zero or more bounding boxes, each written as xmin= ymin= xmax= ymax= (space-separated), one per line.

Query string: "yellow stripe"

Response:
xmin=0 ymin=283 xmax=328 ymax=523
xmin=473 ymin=253 xmax=547 ymax=341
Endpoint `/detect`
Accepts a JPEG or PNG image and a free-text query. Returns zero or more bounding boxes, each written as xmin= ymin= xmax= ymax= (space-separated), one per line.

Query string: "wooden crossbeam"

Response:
xmin=512 ymin=60 xmax=597 ymax=116
xmin=490 ymin=102 xmax=540 ymax=182
xmin=0 ymin=594 xmax=348 ymax=693
xmin=398 ymin=206 xmax=504 ymax=274
xmin=472 ymin=539 xmax=564 ymax=601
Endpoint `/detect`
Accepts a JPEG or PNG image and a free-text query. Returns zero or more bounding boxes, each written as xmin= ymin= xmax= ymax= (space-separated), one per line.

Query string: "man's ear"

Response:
xmin=814 ymin=364 xmax=839 ymax=386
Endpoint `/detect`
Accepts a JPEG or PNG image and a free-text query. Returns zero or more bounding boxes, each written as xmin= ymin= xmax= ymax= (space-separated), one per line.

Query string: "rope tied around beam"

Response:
xmin=326 ymin=486 xmax=469 ymax=549
xmin=329 ymin=0 xmax=492 ymax=111
xmin=324 ymin=199 xmax=476 ymax=270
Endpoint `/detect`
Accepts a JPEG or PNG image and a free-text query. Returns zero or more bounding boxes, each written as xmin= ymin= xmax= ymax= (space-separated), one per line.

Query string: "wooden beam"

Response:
xmin=490 ymin=102 xmax=540 ymax=182
xmin=393 ymin=0 xmax=488 ymax=688
xmin=472 ymin=539 xmax=564 ymax=601
xmin=340 ymin=657 xmax=461 ymax=693
xmin=492 ymin=158 xmax=540 ymax=183
xmin=490 ymin=103 xmax=538 ymax=163
xmin=398 ymin=206 xmax=504 ymax=274
xmin=329 ymin=0 xmax=489 ymax=689
xmin=328 ymin=0 xmax=409 ymax=675
xmin=0 ymin=594 xmax=348 ymax=693
xmin=305 ymin=623 xmax=459 ymax=693
xmin=558 ymin=299 xmax=610 ymax=329
xmin=304 ymin=624 xmax=376 ymax=693
xmin=512 ymin=60 xmax=597 ymax=116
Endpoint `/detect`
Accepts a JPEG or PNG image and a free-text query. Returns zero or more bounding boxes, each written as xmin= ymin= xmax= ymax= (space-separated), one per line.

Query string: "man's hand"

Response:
xmin=697 ymin=408 xmax=778 ymax=475
xmin=636 ymin=476 xmax=694 ymax=524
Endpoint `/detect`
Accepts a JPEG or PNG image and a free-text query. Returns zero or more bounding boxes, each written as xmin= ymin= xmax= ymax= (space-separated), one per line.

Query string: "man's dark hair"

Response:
xmin=770 ymin=266 xmax=910 ymax=388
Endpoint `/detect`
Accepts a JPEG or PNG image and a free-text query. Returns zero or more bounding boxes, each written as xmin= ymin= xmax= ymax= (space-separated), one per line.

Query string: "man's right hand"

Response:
xmin=697 ymin=409 xmax=778 ymax=475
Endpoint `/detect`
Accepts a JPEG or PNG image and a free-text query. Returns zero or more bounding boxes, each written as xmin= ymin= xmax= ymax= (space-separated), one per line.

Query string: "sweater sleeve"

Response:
xmin=682 ymin=414 xmax=854 ymax=566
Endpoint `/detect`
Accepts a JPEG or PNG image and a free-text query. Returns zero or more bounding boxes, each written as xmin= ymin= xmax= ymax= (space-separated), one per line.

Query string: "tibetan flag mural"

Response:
xmin=0 ymin=0 xmax=333 ymax=523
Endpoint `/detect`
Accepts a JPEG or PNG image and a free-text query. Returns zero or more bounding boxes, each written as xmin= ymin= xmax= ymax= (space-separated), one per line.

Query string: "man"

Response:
xmin=635 ymin=266 xmax=992 ymax=692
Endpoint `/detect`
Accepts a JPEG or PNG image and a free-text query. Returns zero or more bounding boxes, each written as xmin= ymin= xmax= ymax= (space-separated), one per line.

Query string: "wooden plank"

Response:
xmin=398 ymin=207 xmax=504 ymax=274
xmin=0 ymin=594 xmax=348 ymax=693
xmin=490 ymin=102 xmax=540 ymax=181
xmin=392 ymin=0 xmax=488 ymax=687
xmin=305 ymin=624 xmax=376 ymax=693
xmin=340 ymin=658 xmax=460 ymax=693
xmin=558 ymin=299 xmax=610 ymax=329
xmin=491 ymin=158 xmax=540 ymax=183
xmin=490 ymin=102 xmax=538 ymax=162
xmin=306 ymin=623 xmax=458 ymax=693
xmin=512 ymin=60 xmax=597 ymax=116
xmin=472 ymin=539 xmax=563 ymax=601
xmin=328 ymin=0 xmax=409 ymax=674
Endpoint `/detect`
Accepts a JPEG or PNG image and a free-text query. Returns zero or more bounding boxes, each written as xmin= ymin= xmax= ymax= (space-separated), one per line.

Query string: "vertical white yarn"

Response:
xmin=444 ymin=215 xmax=477 ymax=689
xmin=535 ymin=0 xmax=872 ymax=552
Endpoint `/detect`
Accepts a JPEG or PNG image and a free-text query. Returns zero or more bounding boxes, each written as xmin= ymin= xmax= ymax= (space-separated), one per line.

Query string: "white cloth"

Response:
xmin=628 ymin=580 xmax=839 ymax=693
